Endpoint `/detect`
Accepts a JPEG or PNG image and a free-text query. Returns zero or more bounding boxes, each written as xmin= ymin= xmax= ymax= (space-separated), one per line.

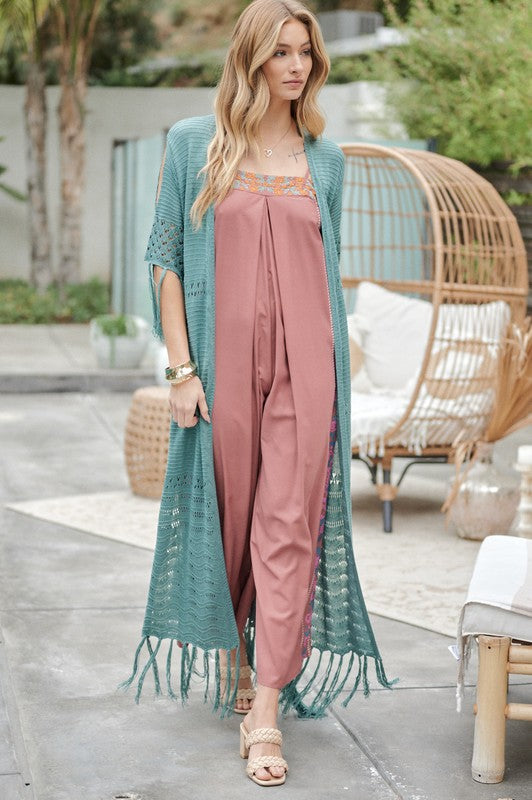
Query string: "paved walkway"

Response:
xmin=0 ymin=324 xmax=159 ymax=392
xmin=1 ymin=325 xmax=531 ymax=799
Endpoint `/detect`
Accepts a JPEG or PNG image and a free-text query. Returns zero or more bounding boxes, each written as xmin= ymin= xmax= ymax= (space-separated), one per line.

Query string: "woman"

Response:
xmin=119 ymin=0 xmax=393 ymax=787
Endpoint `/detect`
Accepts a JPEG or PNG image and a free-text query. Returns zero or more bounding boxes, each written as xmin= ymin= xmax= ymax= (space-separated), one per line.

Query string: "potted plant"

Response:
xmin=89 ymin=313 xmax=150 ymax=368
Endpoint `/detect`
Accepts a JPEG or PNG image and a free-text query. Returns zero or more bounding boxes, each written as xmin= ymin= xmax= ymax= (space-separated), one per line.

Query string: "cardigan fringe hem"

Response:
xmin=116 ymin=634 xmax=398 ymax=719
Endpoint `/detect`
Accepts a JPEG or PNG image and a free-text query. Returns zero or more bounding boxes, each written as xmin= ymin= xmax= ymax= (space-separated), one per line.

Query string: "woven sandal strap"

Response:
xmin=245 ymin=727 xmax=282 ymax=747
xmin=236 ymin=688 xmax=256 ymax=701
xmin=246 ymin=756 xmax=288 ymax=777
xmin=219 ymin=663 xmax=253 ymax=679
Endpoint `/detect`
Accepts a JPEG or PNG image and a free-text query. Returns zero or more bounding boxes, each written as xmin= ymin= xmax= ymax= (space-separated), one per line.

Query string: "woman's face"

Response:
xmin=261 ymin=19 xmax=313 ymax=103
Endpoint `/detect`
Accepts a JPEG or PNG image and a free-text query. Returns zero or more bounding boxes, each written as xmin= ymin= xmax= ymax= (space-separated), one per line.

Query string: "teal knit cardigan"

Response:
xmin=118 ymin=114 xmax=395 ymax=717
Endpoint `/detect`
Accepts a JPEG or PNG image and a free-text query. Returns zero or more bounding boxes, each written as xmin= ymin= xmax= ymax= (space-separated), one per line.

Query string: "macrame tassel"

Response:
xmin=280 ymin=651 xmax=357 ymax=719
xmin=180 ymin=644 xmax=198 ymax=703
xmin=166 ymin=639 xmax=178 ymax=700
xmin=374 ymin=656 xmax=398 ymax=691
xmin=212 ymin=649 xmax=221 ymax=711
xmin=279 ymin=649 xmax=398 ymax=718
xmin=116 ymin=634 xmax=148 ymax=695
xmin=117 ymin=636 xmax=397 ymax=717
xmin=120 ymin=635 xmax=163 ymax=703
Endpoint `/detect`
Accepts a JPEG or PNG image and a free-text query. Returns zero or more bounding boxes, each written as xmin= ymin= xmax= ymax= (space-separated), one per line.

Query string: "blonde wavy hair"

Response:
xmin=190 ymin=0 xmax=330 ymax=229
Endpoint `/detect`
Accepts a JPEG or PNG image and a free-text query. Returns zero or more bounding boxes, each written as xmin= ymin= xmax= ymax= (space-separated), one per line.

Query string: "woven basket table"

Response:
xmin=124 ymin=385 xmax=171 ymax=499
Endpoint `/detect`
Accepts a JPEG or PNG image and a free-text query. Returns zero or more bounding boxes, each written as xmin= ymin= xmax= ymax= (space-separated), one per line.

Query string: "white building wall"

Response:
xmin=0 ymin=82 xmax=405 ymax=282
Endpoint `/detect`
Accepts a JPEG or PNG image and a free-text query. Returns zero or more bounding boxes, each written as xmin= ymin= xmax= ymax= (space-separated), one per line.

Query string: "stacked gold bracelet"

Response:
xmin=165 ymin=359 xmax=198 ymax=385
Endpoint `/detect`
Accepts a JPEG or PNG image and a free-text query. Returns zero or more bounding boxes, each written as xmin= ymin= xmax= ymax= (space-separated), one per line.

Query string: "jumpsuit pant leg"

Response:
xmin=212 ymin=193 xmax=335 ymax=689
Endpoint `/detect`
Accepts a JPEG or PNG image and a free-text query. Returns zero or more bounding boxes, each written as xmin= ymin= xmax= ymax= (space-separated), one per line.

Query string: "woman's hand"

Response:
xmin=169 ymin=375 xmax=211 ymax=428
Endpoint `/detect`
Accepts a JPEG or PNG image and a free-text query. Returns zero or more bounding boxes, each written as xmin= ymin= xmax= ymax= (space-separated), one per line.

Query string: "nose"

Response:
xmin=290 ymin=54 xmax=303 ymax=73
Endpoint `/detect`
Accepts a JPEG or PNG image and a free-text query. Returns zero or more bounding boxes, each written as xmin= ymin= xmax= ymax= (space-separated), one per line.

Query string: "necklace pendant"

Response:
xmin=264 ymin=148 xmax=273 ymax=158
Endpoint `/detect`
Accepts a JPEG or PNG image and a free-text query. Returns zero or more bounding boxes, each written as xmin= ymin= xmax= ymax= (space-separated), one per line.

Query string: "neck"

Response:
xmin=259 ymin=99 xmax=296 ymax=141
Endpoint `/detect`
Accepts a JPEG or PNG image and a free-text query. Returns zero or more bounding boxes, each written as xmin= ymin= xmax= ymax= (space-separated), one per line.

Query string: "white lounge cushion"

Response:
xmin=351 ymin=384 xmax=497 ymax=457
xmin=424 ymin=300 xmax=511 ymax=400
xmin=351 ymin=390 xmax=409 ymax=457
xmin=456 ymin=535 xmax=532 ymax=710
xmin=353 ymin=281 xmax=433 ymax=391
xmin=459 ymin=535 xmax=532 ymax=641
xmin=346 ymin=311 xmax=374 ymax=393
xmin=349 ymin=287 xmax=511 ymax=455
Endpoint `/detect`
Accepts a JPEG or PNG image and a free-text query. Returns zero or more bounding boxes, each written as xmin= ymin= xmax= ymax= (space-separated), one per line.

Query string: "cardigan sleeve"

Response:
xmin=145 ymin=135 xmax=184 ymax=341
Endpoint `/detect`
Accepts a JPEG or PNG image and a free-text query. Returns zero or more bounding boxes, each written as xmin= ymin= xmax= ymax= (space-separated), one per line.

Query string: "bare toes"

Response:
xmin=255 ymin=768 xmax=272 ymax=781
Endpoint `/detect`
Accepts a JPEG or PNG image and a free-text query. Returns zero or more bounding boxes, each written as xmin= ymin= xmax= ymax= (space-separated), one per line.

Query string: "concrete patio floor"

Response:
xmin=1 ymin=325 xmax=531 ymax=799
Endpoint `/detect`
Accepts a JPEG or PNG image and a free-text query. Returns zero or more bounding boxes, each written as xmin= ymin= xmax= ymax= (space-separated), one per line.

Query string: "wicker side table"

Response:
xmin=124 ymin=385 xmax=171 ymax=499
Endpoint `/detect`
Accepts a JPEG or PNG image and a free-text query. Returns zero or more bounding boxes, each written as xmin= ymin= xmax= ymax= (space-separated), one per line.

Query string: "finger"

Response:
xmin=197 ymin=396 xmax=211 ymax=423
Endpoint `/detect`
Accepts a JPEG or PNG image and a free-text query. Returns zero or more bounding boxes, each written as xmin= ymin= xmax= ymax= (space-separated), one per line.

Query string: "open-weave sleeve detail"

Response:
xmin=145 ymin=135 xmax=185 ymax=341
xmin=145 ymin=213 xmax=184 ymax=279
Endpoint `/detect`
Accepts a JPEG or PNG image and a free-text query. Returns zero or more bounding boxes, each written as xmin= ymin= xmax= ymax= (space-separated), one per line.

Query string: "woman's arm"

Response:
xmin=153 ymin=266 xmax=190 ymax=366
xmin=154 ymin=264 xmax=211 ymax=428
xmin=146 ymin=133 xmax=210 ymax=427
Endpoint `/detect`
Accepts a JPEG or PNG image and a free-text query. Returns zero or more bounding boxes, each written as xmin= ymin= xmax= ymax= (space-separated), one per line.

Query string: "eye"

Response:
xmin=274 ymin=49 xmax=286 ymax=57
xmin=301 ymin=48 xmax=312 ymax=56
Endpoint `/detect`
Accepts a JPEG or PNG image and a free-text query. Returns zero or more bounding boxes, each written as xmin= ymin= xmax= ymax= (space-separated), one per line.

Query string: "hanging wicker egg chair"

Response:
xmin=339 ymin=143 xmax=528 ymax=532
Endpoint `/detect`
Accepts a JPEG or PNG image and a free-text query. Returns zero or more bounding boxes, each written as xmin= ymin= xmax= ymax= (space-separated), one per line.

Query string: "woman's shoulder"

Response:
xmin=305 ymin=133 xmax=345 ymax=171
xmin=166 ymin=114 xmax=216 ymax=154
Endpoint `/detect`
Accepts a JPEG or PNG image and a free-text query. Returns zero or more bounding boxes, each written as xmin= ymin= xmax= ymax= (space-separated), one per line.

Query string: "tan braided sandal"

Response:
xmin=239 ymin=722 xmax=288 ymax=787
xmin=219 ymin=663 xmax=256 ymax=714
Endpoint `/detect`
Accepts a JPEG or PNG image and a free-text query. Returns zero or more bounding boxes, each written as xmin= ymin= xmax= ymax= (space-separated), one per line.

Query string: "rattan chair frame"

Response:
xmin=340 ymin=143 xmax=528 ymax=532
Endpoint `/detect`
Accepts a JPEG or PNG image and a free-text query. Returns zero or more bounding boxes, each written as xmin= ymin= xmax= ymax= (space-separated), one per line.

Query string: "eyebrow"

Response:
xmin=276 ymin=40 xmax=311 ymax=48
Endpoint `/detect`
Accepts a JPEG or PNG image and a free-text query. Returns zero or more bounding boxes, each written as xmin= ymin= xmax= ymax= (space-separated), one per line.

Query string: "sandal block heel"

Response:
xmin=239 ymin=722 xmax=249 ymax=759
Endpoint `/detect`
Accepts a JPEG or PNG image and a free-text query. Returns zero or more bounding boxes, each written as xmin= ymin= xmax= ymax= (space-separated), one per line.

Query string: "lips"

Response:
xmin=284 ymin=80 xmax=303 ymax=86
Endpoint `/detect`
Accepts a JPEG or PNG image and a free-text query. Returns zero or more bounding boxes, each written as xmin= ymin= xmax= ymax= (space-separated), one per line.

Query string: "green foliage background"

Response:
xmin=0 ymin=278 xmax=109 ymax=323
xmin=366 ymin=0 xmax=531 ymax=166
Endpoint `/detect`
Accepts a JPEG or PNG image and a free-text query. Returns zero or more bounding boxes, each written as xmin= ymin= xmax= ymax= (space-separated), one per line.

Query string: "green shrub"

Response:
xmin=501 ymin=190 xmax=532 ymax=207
xmin=368 ymin=0 xmax=532 ymax=167
xmin=328 ymin=55 xmax=371 ymax=84
xmin=0 ymin=278 xmax=110 ymax=324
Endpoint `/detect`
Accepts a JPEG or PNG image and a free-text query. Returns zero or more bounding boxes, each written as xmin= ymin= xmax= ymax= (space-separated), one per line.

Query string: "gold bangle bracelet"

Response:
xmin=165 ymin=360 xmax=197 ymax=381
xmin=168 ymin=371 xmax=197 ymax=386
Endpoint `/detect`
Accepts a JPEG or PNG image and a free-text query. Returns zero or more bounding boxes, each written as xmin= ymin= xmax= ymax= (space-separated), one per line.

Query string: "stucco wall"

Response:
xmin=0 ymin=82 xmax=404 ymax=282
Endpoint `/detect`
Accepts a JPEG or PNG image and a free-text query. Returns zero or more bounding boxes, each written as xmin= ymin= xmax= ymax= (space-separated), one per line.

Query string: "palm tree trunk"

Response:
xmin=24 ymin=60 xmax=52 ymax=292
xmin=57 ymin=74 xmax=86 ymax=288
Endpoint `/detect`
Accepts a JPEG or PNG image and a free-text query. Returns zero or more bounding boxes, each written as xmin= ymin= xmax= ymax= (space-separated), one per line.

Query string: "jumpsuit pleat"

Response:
xmin=212 ymin=169 xmax=336 ymax=689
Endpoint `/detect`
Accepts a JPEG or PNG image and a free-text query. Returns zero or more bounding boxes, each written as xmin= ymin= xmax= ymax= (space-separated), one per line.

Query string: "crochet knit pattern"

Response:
xmin=118 ymin=114 xmax=396 ymax=718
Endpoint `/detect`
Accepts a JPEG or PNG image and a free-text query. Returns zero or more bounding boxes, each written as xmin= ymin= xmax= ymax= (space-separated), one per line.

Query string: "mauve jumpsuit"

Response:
xmin=212 ymin=168 xmax=336 ymax=689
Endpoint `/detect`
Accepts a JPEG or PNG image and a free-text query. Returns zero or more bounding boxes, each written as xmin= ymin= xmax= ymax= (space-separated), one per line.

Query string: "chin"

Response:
xmin=279 ymin=86 xmax=305 ymax=99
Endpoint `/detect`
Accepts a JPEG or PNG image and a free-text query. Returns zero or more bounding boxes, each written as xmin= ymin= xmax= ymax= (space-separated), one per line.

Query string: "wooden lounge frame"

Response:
xmin=472 ymin=636 xmax=532 ymax=783
xmin=339 ymin=143 xmax=528 ymax=532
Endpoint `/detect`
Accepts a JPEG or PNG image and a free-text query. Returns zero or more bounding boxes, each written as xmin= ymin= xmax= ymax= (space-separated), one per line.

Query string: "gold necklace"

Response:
xmin=261 ymin=121 xmax=293 ymax=158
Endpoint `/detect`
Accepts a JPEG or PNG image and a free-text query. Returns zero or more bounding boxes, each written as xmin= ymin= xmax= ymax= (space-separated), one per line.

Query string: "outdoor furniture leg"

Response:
xmin=382 ymin=469 xmax=393 ymax=533
xmin=377 ymin=460 xmax=396 ymax=533
xmin=472 ymin=635 xmax=510 ymax=784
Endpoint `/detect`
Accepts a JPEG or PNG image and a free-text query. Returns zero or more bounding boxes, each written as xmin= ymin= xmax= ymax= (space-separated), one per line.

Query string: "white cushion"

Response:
xmin=353 ymin=281 xmax=433 ymax=390
xmin=351 ymin=391 xmax=409 ymax=457
xmin=346 ymin=312 xmax=375 ymax=393
xmin=424 ymin=300 xmax=511 ymax=399
xmin=456 ymin=535 xmax=532 ymax=711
